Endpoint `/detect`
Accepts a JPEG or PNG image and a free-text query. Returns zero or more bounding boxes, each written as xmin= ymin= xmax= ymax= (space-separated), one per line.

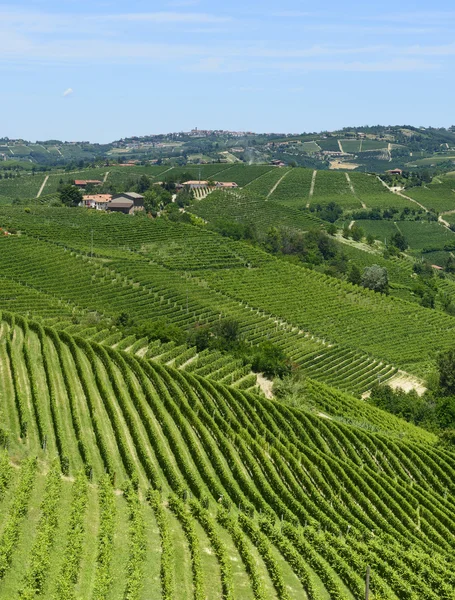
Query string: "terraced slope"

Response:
xmin=0 ymin=314 xmax=454 ymax=599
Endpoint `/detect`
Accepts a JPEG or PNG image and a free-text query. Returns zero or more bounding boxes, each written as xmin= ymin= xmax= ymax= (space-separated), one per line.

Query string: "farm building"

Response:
xmin=107 ymin=192 xmax=144 ymax=214
xmin=74 ymin=179 xmax=103 ymax=188
xmin=215 ymin=182 xmax=238 ymax=189
xmin=387 ymin=168 xmax=403 ymax=176
xmin=183 ymin=180 xmax=238 ymax=189
xmin=183 ymin=180 xmax=209 ymax=189
xmin=81 ymin=194 xmax=112 ymax=210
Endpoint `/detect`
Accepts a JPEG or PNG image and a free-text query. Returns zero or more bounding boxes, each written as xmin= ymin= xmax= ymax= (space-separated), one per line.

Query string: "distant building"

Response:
xmin=183 ymin=180 xmax=239 ymax=189
xmin=107 ymin=192 xmax=144 ymax=214
xmin=82 ymin=194 xmax=112 ymax=210
xmin=183 ymin=180 xmax=209 ymax=189
xmin=387 ymin=168 xmax=403 ymax=176
xmin=270 ymin=160 xmax=286 ymax=167
xmin=215 ymin=182 xmax=239 ymax=189
xmin=74 ymin=179 xmax=103 ymax=188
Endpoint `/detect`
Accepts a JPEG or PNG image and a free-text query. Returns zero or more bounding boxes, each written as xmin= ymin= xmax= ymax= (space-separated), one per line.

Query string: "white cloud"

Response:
xmin=103 ymin=12 xmax=231 ymax=24
xmin=63 ymin=88 xmax=73 ymax=97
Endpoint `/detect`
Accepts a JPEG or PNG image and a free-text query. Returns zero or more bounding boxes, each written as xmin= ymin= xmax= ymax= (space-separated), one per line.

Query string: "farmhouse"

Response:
xmin=215 ymin=181 xmax=238 ymax=189
xmin=74 ymin=179 xmax=103 ymax=188
xmin=107 ymin=192 xmax=144 ymax=214
xmin=387 ymin=168 xmax=403 ymax=176
xmin=82 ymin=194 xmax=112 ymax=210
xmin=183 ymin=180 xmax=209 ymax=189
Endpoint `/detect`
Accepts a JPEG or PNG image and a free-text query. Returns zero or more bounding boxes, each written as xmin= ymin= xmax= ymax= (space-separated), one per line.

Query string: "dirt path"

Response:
xmin=376 ymin=176 xmax=429 ymax=211
xmin=338 ymin=139 xmax=344 ymax=153
xmin=345 ymin=172 xmax=366 ymax=208
xmin=388 ymin=142 xmax=392 ymax=162
xmin=307 ymin=170 xmax=317 ymax=207
xmin=438 ymin=208 xmax=455 ymax=229
xmin=103 ymin=171 xmax=110 ymax=184
xmin=36 ymin=175 xmax=49 ymax=198
xmin=267 ymin=169 xmax=290 ymax=199
xmin=348 ymin=220 xmax=355 ymax=230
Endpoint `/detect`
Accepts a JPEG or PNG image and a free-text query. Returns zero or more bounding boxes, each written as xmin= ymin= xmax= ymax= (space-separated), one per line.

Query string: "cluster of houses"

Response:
xmin=78 ymin=178 xmax=238 ymax=213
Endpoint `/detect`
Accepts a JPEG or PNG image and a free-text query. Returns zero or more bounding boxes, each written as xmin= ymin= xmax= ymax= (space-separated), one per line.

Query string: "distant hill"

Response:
xmin=2 ymin=124 xmax=455 ymax=173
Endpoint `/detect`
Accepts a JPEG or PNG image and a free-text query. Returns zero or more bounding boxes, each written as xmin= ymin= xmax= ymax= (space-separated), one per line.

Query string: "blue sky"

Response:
xmin=1 ymin=0 xmax=455 ymax=142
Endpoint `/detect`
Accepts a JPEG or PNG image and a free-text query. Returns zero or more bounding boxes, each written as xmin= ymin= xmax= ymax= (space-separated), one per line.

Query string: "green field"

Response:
xmin=404 ymin=179 xmax=455 ymax=213
xmin=396 ymin=220 xmax=455 ymax=251
xmin=312 ymin=171 xmax=362 ymax=209
xmin=340 ymin=139 xmax=388 ymax=153
xmin=1 ymin=310 xmax=455 ymax=598
xmin=301 ymin=141 xmax=321 ymax=153
xmin=268 ymin=168 xmax=314 ymax=207
xmin=349 ymin=173 xmax=416 ymax=209
xmin=2 ymin=163 xmax=455 ymax=598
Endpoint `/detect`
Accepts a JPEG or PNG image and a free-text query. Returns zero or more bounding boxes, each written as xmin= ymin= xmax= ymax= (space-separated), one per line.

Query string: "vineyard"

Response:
xmin=0 ymin=164 xmax=455 ymax=598
xmin=0 ymin=312 xmax=455 ymax=599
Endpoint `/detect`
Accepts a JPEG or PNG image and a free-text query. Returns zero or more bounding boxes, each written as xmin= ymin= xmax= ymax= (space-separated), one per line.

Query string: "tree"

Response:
xmin=390 ymin=232 xmax=408 ymax=251
xmin=366 ymin=233 xmax=375 ymax=246
xmin=351 ymin=225 xmax=364 ymax=242
xmin=136 ymin=175 xmax=151 ymax=193
xmin=362 ymin=265 xmax=388 ymax=294
xmin=59 ymin=184 xmax=83 ymax=207
xmin=347 ymin=264 xmax=362 ymax=285
xmin=437 ymin=348 xmax=455 ymax=396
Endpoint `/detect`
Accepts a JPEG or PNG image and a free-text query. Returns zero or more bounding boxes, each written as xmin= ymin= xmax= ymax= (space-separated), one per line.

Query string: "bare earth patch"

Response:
xmin=330 ymin=161 xmax=359 ymax=170
xmin=256 ymin=373 xmax=274 ymax=399
xmin=386 ymin=371 xmax=427 ymax=396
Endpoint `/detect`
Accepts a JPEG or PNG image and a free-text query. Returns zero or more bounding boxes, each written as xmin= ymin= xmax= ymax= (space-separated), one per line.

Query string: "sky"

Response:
xmin=1 ymin=0 xmax=455 ymax=142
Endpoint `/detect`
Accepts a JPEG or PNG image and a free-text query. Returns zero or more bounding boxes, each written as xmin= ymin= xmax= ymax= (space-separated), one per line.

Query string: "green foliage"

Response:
xmin=362 ymin=264 xmax=389 ymax=294
xmin=437 ymin=347 xmax=455 ymax=396
xmin=59 ymin=185 xmax=83 ymax=207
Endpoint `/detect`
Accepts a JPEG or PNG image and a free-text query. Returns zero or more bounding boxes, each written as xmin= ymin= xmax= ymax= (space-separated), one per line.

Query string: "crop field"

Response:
xmin=348 ymin=173 xmax=415 ymax=209
xmin=2 ymin=206 xmax=455 ymax=379
xmin=214 ymin=165 xmax=275 ymax=187
xmin=315 ymin=138 xmax=340 ymax=151
xmin=1 ymin=312 xmax=455 ymax=599
xmin=312 ymin=172 xmax=362 ymax=209
xmin=245 ymin=168 xmax=291 ymax=196
xmin=2 ymin=166 xmax=455 ymax=598
xmin=191 ymin=189 xmax=322 ymax=235
xmin=395 ymin=221 xmax=455 ymax=252
xmin=354 ymin=220 xmax=401 ymax=242
xmin=340 ymin=140 xmax=388 ymax=153
xmin=302 ymin=141 xmax=321 ymax=153
xmin=403 ymin=179 xmax=455 ymax=213
xmin=268 ymin=168 xmax=314 ymax=207
xmin=0 ymin=174 xmax=45 ymax=199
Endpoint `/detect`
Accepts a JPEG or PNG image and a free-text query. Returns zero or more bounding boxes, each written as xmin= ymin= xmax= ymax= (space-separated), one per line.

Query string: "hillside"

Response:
xmin=1 ymin=163 xmax=455 ymax=598
xmin=1 ymin=312 xmax=455 ymax=599
xmin=2 ymin=124 xmax=455 ymax=172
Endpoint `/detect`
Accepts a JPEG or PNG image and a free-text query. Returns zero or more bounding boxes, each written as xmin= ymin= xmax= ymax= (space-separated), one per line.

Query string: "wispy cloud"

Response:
xmin=101 ymin=11 xmax=231 ymax=23
xmin=271 ymin=58 xmax=440 ymax=73
xmin=62 ymin=88 xmax=73 ymax=97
